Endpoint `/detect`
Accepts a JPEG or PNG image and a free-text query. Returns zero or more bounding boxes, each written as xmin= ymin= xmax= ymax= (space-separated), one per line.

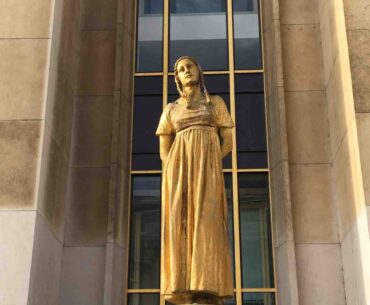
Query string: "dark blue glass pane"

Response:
xmin=133 ymin=77 xmax=163 ymax=170
xmin=170 ymin=0 xmax=228 ymax=70
xmin=242 ymin=293 xmax=275 ymax=305
xmin=238 ymin=174 xmax=274 ymax=288
xmin=235 ymin=74 xmax=266 ymax=169
xmin=128 ymin=176 xmax=161 ymax=288
xmin=137 ymin=0 xmax=163 ymax=72
xmin=128 ymin=293 xmax=160 ymax=305
xmin=233 ymin=0 xmax=262 ymax=70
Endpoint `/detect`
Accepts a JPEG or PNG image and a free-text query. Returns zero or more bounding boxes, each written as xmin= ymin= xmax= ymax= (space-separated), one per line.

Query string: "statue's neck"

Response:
xmin=183 ymin=85 xmax=202 ymax=101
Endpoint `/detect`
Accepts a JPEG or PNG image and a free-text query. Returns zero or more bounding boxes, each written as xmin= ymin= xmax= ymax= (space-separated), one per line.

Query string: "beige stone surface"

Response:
xmin=65 ymin=167 xmax=110 ymax=245
xmin=76 ymin=31 xmax=116 ymax=95
xmin=318 ymin=0 xmax=339 ymax=85
xmin=343 ymin=0 xmax=370 ymax=30
xmin=275 ymin=241 xmax=299 ymax=305
xmin=0 ymin=211 xmax=36 ymax=305
xmin=121 ymin=28 xmax=134 ymax=99
xmin=341 ymin=211 xmax=370 ymax=305
xmin=327 ymin=58 xmax=347 ymax=156
xmin=0 ymin=121 xmax=41 ymax=209
xmin=290 ymin=164 xmax=338 ymax=243
xmin=285 ymin=91 xmax=330 ymax=164
xmin=295 ymin=243 xmax=345 ymax=305
xmin=356 ymin=114 xmax=370 ymax=206
xmin=347 ymin=29 xmax=370 ymax=91
xmin=280 ymin=0 xmax=319 ymax=25
xmin=333 ymin=135 xmax=358 ymax=238
xmin=81 ymin=0 xmax=117 ymax=30
xmin=38 ymin=137 xmax=68 ymax=241
xmin=281 ymin=24 xmax=324 ymax=91
xmin=354 ymin=89 xmax=370 ymax=113
xmin=71 ymin=96 xmax=113 ymax=167
xmin=123 ymin=0 xmax=135 ymax=34
xmin=28 ymin=215 xmax=63 ymax=305
xmin=367 ymin=206 xmax=370 ymax=233
xmin=0 ymin=0 xmax=52 ymax=38
xmin=60 ymin=246 xmax=106 ymax=305
xmin=0 ymin=39 xmax=49 ymax=120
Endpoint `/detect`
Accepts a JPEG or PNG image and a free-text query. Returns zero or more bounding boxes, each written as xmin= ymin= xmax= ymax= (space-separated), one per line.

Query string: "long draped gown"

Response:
xmin=156 ymin=95 xmax=234 ymax=304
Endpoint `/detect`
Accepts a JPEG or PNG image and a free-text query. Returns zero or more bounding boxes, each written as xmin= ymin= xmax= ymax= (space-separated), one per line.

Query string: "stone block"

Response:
xmin=121 ymin=28 xmax=134 ymax=99
xmin=0 ymin=121 xmax=41 ymax=209
xmin=290 ymin=164 xmax=338 ymax=243
xmin=0 ymin=39 xmax=48 ymax=120
xmin=295 ymin=244 xmax=345 ymax=305
xmin=285 ymin=91 xmax=330 ymax=164
xmin=327 ymin=58 xmax=347 ymax=156
xmin=281 ymin=24 xmax=324 ymax=91
xmin=356 ymin=114 xmax=370 ymax=207
xmin=343 ymin=0 xmax=370 ymax=30
xmin=318 ymin=0 xmax=338 ymax=85
xmin=28 ymin=215 xmax=63 ymax=305
xmin=37 ymin=136 xmax=68 ymax=241
xmin=347 ymin=29 xmax=370 ymax=91
xmin=275 ymin=241 xmax=299 ymax=305
xmin=280 ymin=0 xmax=319 ymax=25
xmin=0 ymin=0 xmax=52 ymax=38
xmin=354 ymin=89 xmax=370 ymax=113
xmin=0 ymin=211 xmax=36 ymax=305
xmin=65 ymin=167 xmax=110 ymax=245
xmin=80 ymin=0 xmax=117 ymax=30
xmin=60 ymin=246 xmax=106 ymax=305
xmin=333 ymin=135 xmax=357 ymax=238
xmin=71 ymin=96 xmax=113 ymax=167
xmin=76 ymin=31 xmax=116 ymax=95
xmin=123 ymin=0 xmax=135 ymax=34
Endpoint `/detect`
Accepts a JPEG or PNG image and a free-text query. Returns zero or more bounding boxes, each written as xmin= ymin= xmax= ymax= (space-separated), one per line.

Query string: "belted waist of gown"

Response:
xmin=176 ymin=125 xmax=218 ymax=134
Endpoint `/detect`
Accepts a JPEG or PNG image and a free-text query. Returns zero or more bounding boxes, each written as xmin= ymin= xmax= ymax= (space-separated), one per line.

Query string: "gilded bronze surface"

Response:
xmin=156 ymin=57 xmax=234 ymax=305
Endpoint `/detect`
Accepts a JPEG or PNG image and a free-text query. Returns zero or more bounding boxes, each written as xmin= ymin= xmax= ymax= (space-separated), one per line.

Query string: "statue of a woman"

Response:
xmin=156 ymin=56 xmax=234 ymax=305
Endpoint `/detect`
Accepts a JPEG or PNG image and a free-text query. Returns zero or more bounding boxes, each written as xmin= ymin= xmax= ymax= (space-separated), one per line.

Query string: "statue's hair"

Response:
xmin=174 ymin=56 xmax=211 ymax=107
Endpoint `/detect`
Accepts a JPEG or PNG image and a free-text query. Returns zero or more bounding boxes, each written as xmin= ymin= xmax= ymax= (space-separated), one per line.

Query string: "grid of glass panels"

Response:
xmin=128 ymin=0 xmax=276 ymax=305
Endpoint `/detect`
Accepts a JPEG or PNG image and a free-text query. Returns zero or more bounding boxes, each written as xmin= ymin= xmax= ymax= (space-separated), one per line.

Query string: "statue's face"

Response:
xmin=176 ymin=59 xmax=200 ymax=87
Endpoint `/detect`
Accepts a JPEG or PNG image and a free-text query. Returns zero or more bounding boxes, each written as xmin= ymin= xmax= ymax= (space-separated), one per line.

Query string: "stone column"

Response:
xmin=0 ymin=0 xmax=54 ymax=304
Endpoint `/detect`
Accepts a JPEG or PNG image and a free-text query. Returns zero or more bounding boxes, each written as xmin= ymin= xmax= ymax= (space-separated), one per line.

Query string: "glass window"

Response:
xmin=233 ymin=0 xmax=262 ymax=70
xmin=225 ymin=173 xmax=235 ymax=285
xmin=132 ymin=77 xmax=163 ymax=170
xmin=235 ymin=74 xmax=267 ymax=169
xmin=242 ymin=293 xmax=275 ymax=305
xmin=128 ymin=175 xmax=161 ymax=289
xmin=128 ymin=293 xmax=160 ymax=305
xmin=238 ymin=174 xmax=274 ymax=288
xmin=136 ymin=0 xmax=163 ymax=72
xmin=169 ymin=0 xmax=228 ymax=71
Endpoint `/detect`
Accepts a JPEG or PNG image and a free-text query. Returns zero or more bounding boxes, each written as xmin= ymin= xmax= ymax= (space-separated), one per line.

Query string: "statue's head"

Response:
xmin=174 ymin=56 xmax=210 ymax=103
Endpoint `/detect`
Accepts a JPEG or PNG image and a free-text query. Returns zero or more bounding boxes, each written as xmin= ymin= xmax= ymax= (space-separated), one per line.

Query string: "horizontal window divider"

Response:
xmin=240 ymin=288 xmax=276 ymax=293
xmin=235 ymin=69 xmax=264 ymax=74
xmin=127 ymin=289 xmax=161 ymax=293
xmin=237 ymin=168 xmax=269 ymax=172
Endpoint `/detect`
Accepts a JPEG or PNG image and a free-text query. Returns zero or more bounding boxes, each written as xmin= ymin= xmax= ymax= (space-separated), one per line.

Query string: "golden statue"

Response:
xmin=156 ymin=56 xmax=234 ymax=305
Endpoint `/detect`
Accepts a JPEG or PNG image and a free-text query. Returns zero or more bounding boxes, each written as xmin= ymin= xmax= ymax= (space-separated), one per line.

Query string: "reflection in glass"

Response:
xmin=128 ymin=176 xmax=161 ymax=288
xmin=233 ymin=0 xmax=262 ymax=70
xmin=242 ymin=293 xmax=275 ymax=305
xmin=224 ymin=174 xmax=235 ymax=285
xmin=133 ymin=77 xmax=163 ymax=170
xmin=238 ymin=174 xmax=274 ymax=288
xmin=136 ymin=0 xmax=163 ymax=72
xmin=128 ymin=293 xmax=160 ymax=305
xmin=170 ymin=0 xmax=228 ymax=70
xmin=235 ymin=74 xmax=267 ymax=169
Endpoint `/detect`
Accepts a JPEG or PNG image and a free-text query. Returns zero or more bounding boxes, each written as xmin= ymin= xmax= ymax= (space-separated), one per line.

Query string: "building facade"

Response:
xmin=0 ymin=0 xmax=369 ymax=305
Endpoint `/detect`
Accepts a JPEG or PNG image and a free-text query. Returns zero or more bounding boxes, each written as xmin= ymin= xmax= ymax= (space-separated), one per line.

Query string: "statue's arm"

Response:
xmin=220 ymin=127 xmax=233 ymax=158
xmin=159 ymin=135 xmax=174 ymax=162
